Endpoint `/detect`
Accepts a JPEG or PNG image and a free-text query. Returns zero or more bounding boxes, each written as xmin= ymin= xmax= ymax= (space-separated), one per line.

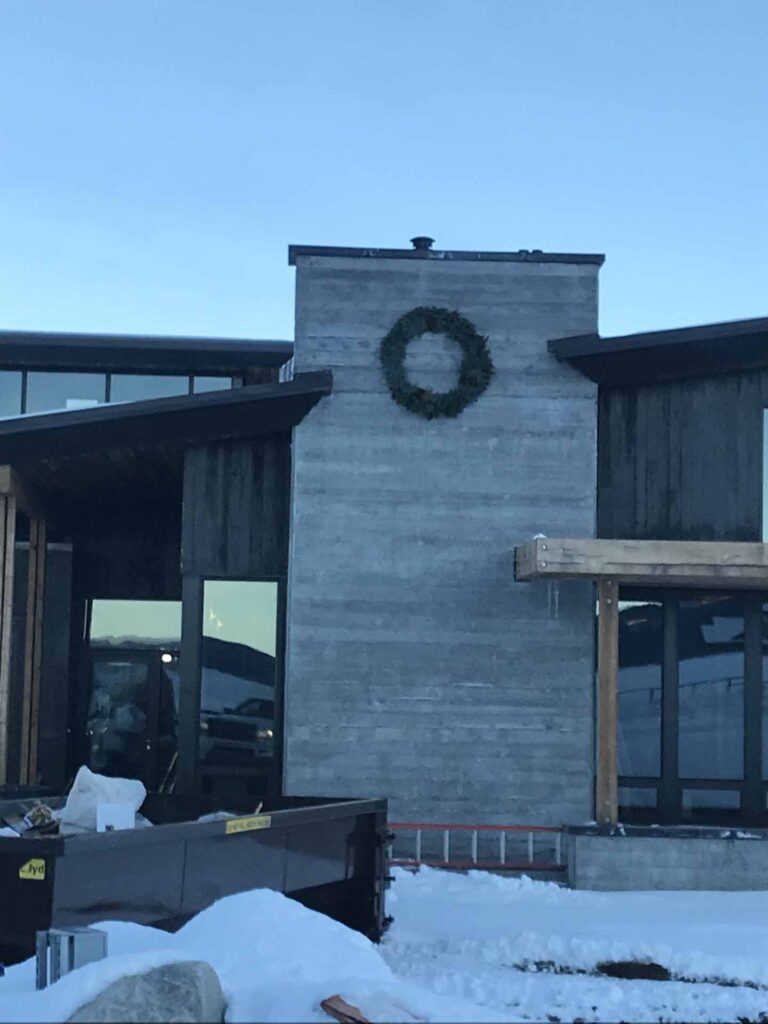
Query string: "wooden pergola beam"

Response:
xmin=515 ymin=537 xmax=768 ymax=588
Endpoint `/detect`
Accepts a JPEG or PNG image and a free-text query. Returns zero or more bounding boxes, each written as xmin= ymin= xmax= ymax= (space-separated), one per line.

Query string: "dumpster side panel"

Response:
xmin=285 ymin=806 xmax=387 ymax=940
xmin=0 ymin=841 xmax=56 ymax=962
xmin=284 ymin=817 xmax=355 ymax=891
xmin=51 ymin=839 xmax=186 ymax=928
xmin=180 ymin=827 xmax=287 ymax=915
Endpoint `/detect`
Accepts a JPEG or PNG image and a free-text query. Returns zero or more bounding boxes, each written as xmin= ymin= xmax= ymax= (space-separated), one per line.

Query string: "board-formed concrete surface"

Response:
xmin=568 ymin=829 xmax=768 ymax=889
xmin=285 ymin=248 xmax=600 ymax=824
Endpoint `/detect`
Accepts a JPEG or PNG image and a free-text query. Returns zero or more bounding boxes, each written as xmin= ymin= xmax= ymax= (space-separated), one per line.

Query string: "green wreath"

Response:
xmin=379 ymin=306 xmax=495 ymax=420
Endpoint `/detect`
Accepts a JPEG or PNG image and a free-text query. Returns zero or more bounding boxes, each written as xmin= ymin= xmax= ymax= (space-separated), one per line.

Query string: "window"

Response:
xmin=26 ymin=372 xmax=107 ymax=414
xmin=193 ymin=376 xmax=233 ymax=393
xmin=678 ymin=594 xmax=744 ymax=780
xmin=619 ymin=588 xmax=764 ymax=825
xmin=618 ymin=599 xmax=662 ymax=777
xmin=109 ymin=375 xmax=190 ymax=403
xmin=199 ymin=580 xmax=278 ymax=783
xmin=89 ymin=599 xmax=182 ymax=648
xmin=0 ymin=371 xmax=22 ymax=418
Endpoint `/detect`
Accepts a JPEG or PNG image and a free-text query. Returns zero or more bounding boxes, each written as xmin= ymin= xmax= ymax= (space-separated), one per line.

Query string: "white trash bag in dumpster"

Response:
xmin=59 ymin=766 xmax=146 ymax=832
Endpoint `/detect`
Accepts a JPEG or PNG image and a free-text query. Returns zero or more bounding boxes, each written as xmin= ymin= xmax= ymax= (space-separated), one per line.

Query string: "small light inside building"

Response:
xmin=160 ymin=652 xmax=173 ymax=664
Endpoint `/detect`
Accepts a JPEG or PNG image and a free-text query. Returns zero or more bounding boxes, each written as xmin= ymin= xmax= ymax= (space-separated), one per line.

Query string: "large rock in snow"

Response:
xmin=67 ymin=960 xmax=225 ymax=1023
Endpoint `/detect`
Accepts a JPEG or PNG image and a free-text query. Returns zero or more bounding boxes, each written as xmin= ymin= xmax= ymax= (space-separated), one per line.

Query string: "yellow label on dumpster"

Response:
xmin=19 ymin=858 xmax=46 ymax=881
xmin=225 ymin=815 xmax=272 ymax=835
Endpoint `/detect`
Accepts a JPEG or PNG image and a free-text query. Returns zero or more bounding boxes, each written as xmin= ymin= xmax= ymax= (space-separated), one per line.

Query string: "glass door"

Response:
xmin=86 ymin=651 xmax=154 ymax=785
xmin=84 ymin=600 xmax=182 ymax=790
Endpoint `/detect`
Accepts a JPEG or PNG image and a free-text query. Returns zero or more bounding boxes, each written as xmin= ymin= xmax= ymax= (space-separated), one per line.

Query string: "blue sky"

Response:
xmin=1 ymin=1 xmax=766 ymax=341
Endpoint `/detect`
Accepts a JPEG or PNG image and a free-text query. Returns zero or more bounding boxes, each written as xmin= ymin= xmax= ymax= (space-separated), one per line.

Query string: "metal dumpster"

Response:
xmin=0 ymin=794 xmax=389 ymax=966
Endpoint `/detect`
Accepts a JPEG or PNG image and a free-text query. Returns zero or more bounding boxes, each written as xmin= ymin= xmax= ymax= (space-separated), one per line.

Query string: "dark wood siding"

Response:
xmin=181 ymin=436 xmax=291 ymax=578
xmin=598 ymin=371 xmax=767 ymax=541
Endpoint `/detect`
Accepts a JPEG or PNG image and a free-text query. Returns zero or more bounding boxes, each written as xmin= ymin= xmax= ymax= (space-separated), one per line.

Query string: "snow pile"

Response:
xmin=383 ymin=867 xmax=768 ymax=1022
xmin=4 ymin=868 xmax=768 ymax=1023
xmin=0 ymin=888 xmax=500 ymax=1024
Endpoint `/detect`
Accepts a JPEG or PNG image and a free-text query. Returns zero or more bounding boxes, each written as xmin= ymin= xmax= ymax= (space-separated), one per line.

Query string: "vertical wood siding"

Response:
xmin=598 ymin=371 xmax=767 ymax=541
xmin=181 ymin=436 xmax=291 ymax=578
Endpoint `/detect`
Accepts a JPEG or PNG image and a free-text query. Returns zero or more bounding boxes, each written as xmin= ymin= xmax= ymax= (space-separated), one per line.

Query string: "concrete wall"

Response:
xmin=285 ymin=251 xmax=600 ymax=824
xmin=569 ymin=831 xmax=768 ymax=889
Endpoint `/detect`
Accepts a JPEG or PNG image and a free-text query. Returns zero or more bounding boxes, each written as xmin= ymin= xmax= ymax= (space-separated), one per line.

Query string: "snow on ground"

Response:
xmin=382 ymin=867 xmax=768 ymax=1022
xmin=0 ymin=888 xmax=499 ymax=1024
xmin=2 ymin=867 xmax=768 ymax=1022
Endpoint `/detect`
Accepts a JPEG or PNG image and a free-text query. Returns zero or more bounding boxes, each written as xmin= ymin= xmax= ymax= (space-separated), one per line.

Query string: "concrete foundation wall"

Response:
xmin=569 ymin=830 xmax=768 ymax=890
xmin=285 ymin=252 xmax=599 ymax=824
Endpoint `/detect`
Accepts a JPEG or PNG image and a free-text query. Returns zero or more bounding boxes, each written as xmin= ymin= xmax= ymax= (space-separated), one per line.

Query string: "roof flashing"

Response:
xmin=288 ymin=244 xmax=605 ymax=267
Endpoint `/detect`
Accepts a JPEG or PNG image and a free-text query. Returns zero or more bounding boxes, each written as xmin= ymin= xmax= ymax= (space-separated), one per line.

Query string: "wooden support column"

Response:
xmin=19 ymin=517 xmax=46 ymax=784
xmin=177 ymin=574 xmax=203 ymax=795
xmin=0 ymin=494 xmax=17 ymax=784
xmin=595 ymin=578 xmax=619 ymax=826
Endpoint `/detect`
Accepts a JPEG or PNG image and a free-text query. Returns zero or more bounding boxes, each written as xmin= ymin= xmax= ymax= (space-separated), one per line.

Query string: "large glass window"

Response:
xmin=619 ymin=588 xmax=759 ymax=825
xmin=0 ymin=371 xmax=22 ymax=417
xmin=199 ymin=580 xmax=278 ymax=781
xmin=678 ymin=594 xmax=744 ymax=780
xmin=761 ymin=600 xmax=768 ymax=781
xmin=618 ymin=599 xmax=662 ymax=777
xmin=193 ymin=376 xmax=232 ymax=393
xmin=110 ymin=374 xmax=191 ymax=403
xmin=89 ymin=599 xmax=182 ymax=648
xmin=26 ymin=372 xmax=107 ymax=414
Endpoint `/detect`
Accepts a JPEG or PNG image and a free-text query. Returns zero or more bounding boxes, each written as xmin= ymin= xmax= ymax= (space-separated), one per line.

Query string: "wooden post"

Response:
xmin=20 ymin=517 xmax=46 ymax=784
xmin=596 ymin=578 xmax=619 ymax=826
xmin=0 ymin=495 xmax=17 ymax=785
xmin=177 ymin=574 xmax=203 ymax=794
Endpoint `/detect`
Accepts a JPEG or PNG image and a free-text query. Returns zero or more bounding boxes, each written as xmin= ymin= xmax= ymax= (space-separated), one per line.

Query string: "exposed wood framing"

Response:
xmin=596 ymin=578 xmax=619 ymax=826
xmin=515 ymin=537 xmax=768 ymax=588
xmin=0 ymin=494 xmax=17 ymax=784
xmin=0 ymin=464 xmax=50 ymax=524
xmin=19 ymin=518 xmax=46 ymax=784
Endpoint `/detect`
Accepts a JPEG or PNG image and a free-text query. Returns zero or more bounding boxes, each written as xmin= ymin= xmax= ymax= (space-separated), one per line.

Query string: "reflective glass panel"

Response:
xmin=0 ymin=371 xmax=22 ymax=417
xmin=678 ymin=594 xmax=744 ymax=780
xmin=26 ymin=372 xmax=106 ymax=414
xmin=682 ymin=789 xmax=740 ymax=811
xmin=90 ymin=599 xmax=182 ymax=648
xmin=761 ymin=600 xmax=768 ymax=779
xmin=618 ymin=598 xmax=662 ymax=777
xmin=193 ymin=376 xmax=232 ymax=393
xmin=618 ymin=787 xmax=657 ymax=808
xmin=87 ymin=658 xmax=150 ymax=780
xmin=199 ymin=581 xmax=278 ymax=780
xmin=110 ymin=375 xmax=190 ymax=403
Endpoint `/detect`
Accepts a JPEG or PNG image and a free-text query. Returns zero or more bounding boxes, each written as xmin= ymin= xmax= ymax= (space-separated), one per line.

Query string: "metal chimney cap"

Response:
xmin=410 ymin=236 xmax=435 ymax=251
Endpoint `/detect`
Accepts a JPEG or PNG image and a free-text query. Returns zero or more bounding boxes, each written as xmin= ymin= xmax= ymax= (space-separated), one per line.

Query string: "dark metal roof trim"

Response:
xmin=0 ymin=371 xmax=332 ymax=461
xmin=0 ymin=329 xmax=294 ymax=373
xmin=288 ymin=244 xmax=605 ymax=266
xmin=549 ymin=316 xmax=768 ymax=386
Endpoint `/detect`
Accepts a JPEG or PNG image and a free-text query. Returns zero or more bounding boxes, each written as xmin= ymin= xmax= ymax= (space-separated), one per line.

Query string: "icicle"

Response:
xmin=547 ymin=579 xmax=561 ymax=620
